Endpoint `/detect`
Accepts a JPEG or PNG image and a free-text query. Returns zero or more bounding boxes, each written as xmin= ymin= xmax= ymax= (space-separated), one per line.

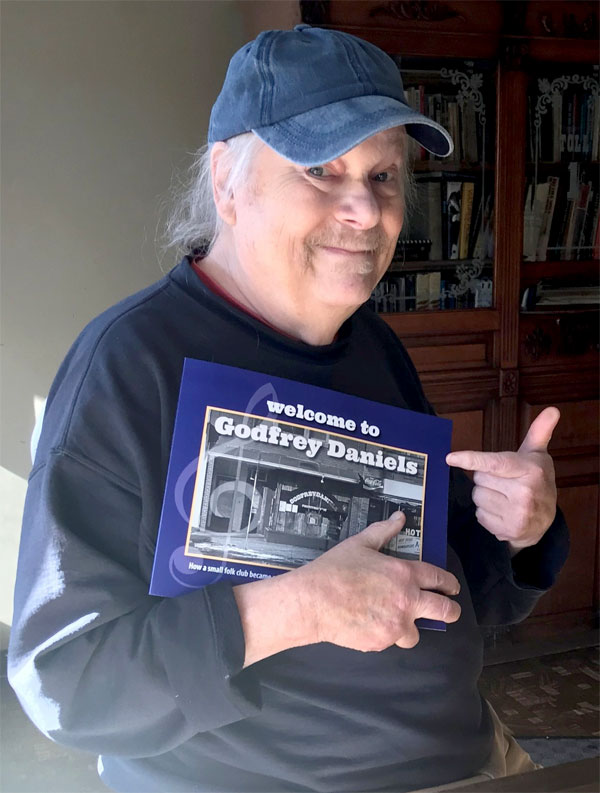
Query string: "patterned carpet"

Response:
xmin=479 ymin=645 xmax=600 ymax=737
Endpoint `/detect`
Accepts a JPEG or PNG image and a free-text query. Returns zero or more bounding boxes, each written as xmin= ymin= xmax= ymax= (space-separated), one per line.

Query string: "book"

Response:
xmin=429 ymin=271 xmax=442 ymax=310
xmin=446 ymin=181 xmax=462 ymax=260
xmin=416 ymin=273 xmax=430 ymax=311
xmin=458 ymin=182 xmax=475 ymax=259
xmin=575 ymin=185 xmax=593 ymax=261
xmin=150 ymin=360 xmax=453 ymax=631
xmin=525 ymin=181 xmax=550 ymax=261
xmin=411 ymin=179 xmax=443 ymax=260
xmin=547 ymin=179 xmax=569 ymax=261
xmin=535 ymin=176 xmax=560 ymax=261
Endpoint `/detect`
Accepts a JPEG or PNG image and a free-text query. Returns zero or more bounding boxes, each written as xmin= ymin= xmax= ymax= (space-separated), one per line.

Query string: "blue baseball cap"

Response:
xmin=208 ymin=24 xmax=453 ymax=164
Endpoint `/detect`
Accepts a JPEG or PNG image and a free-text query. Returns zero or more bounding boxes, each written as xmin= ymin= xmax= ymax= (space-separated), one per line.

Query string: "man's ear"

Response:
xmin=210 ymin=142 xmax=236 ymax=226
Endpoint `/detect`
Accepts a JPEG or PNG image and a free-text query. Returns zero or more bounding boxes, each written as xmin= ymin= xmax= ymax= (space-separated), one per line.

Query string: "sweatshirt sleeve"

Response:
xmin=447 ymin=467 xmax=570 ymax=626
xmin=8 ymin=448 xmax=262 ymax=758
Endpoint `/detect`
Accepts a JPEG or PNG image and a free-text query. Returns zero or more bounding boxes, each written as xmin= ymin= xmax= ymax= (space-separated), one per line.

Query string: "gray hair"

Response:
xmin=162 ymin=132 xmax=262 ymax=259
xmin=162 ymin=129 xmax=417 ymax=260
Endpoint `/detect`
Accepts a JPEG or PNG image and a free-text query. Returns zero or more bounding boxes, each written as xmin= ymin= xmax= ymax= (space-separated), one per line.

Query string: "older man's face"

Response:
xmin=230 ymin=128 xmax=405 ymax=317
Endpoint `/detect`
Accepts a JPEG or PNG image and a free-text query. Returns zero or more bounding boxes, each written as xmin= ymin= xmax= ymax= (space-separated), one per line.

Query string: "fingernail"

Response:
xmin=390 ymin=510 xmax=404 ymax=521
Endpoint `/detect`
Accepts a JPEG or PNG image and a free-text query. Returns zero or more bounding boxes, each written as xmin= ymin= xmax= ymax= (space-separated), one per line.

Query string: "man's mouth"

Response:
xmin=320 ymin=246 xmax=373 ymax=255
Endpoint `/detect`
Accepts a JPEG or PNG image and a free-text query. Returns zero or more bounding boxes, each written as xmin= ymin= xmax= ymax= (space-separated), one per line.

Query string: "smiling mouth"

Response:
xmin=321 ymin=246 xmax=373 ymax=255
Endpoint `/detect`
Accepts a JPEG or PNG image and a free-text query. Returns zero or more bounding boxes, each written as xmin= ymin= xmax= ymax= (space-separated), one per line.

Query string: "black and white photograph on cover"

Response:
xmin=185 ymin=407 xmax=427 ymax=569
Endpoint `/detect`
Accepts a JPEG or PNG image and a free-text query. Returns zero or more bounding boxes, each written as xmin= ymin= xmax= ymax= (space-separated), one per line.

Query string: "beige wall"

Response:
xmin=1 ymin=0 xmax=300 ymax=636
xmin=1 ymin=0 xmax=247 ymax=479
xmin=238 ymin=0 xmax=300 ymax=37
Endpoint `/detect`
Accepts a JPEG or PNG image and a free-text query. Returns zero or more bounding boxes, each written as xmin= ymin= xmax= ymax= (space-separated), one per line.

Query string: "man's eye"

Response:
xmin=307 ymin=166 xmax=327 ymax=178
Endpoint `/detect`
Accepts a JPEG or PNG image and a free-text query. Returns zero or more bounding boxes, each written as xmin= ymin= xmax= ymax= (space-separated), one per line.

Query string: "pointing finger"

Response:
xmin=518 ymin=406 xmax=560 ymax=454
xmin=446 ymin=450 xmax=529 ymax=478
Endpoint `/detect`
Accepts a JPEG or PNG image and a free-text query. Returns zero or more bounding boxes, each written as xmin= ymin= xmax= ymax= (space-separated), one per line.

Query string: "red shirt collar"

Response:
xmin=190 ymin=257 xmax=297 ymax=339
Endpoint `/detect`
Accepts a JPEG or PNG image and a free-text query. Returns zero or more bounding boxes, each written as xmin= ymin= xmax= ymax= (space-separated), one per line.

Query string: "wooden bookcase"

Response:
xmin=300 ymin=0 xmax=599 ymax=637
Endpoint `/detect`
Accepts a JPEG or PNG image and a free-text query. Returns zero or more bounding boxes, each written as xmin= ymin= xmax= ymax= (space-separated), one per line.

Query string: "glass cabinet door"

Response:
xmin=370 ymin=56 xmax=497 ymax=314
xmin=521 ymin=63 xmax=599 ymax=310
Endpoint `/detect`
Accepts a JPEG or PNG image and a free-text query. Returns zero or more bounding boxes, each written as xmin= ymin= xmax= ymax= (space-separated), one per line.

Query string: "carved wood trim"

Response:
xmin=523 ymin=326 xmax=553 ymax=361
xmin=368 ymin=1 xmax=464 ymax=23
xmin=538 ymin=9 xmax=599 ymax=39
xmin=499 ymin=368 xmax=519 ymax=398
xmin=520 ymin=367 xmax=599 ymax=403
xmin=419 ymin=369 xmax=499 ymax=412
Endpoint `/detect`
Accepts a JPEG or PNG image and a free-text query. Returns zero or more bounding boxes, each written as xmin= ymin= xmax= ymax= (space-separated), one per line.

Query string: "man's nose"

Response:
xmin=332 ymin=182 xmax=381 ymax=230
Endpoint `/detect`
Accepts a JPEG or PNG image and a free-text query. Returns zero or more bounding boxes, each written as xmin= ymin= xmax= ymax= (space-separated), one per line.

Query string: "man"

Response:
xmin=9 ymin=25 xmax=567 ymax=793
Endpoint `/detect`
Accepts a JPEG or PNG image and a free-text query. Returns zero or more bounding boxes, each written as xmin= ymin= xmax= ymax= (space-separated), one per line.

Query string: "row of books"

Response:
xmin=521 ymin=282 xmax=600 ymax=310
xmin=523 ymin=165 xmax=600 ymax=261
xmin=369 ymin=273 xmax=493 ymax=313
xmin=528 ymin=83 xmax=600 ymax=163
xmin=403 ymin=173 xmax=494 ymax=262
xmin=403 ymin=85 xmax=487 ymax=164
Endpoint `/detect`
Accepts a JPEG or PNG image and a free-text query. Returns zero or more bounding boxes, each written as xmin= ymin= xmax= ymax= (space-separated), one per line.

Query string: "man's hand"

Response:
xmin=446 ymin=406 xmax=559 ymax=555
xmin=298 ymin=511 xmax=461 ymax=651
xmin=235 ymin=511 xmax=461 ymax=667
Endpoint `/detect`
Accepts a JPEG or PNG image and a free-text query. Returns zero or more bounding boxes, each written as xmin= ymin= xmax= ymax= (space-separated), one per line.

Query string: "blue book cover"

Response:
xmin=150 ymin=359 xmax=453 ymax=630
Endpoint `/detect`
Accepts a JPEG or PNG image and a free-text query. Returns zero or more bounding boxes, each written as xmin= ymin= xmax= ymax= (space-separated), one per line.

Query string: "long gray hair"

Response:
xmin=162 ymin=130 xmax=417 ymax=259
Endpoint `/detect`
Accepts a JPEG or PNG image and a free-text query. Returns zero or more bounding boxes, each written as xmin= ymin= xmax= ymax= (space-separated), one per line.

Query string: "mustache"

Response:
xmin=306 ymin=228 xmax=389 ymax=253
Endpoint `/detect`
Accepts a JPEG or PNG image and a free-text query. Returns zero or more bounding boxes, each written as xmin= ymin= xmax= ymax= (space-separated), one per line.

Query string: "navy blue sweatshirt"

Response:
xmin=8 ymin=258 xmax=569 ymax=793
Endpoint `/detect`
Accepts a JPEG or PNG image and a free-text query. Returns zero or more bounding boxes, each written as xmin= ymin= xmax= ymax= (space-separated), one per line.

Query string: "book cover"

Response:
xmin=150 ymin=360 xmax=453 ymax=631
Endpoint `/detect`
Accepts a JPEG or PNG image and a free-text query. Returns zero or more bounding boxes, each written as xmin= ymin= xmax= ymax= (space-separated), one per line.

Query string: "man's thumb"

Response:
xmin=359 ymin=511 xmax=406 ymax=550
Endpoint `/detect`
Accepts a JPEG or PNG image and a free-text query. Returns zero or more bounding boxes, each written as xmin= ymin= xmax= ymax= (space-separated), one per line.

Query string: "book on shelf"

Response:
xmin=409 ymin=172 xmax=487 ymax=262
xmin=428 ymin=271 xmax=442 ymax=310
xmin=400 ymin=63 xmax=489 ymax=164
xmin=149 ymin=360 xmax=452 ymax=631
xmin=472 ymin=193 xmax=494 ymax=261
xmin=521 ymin=282 xmax=600 ymax=309
xmin=535 ymin=176 xmax=560 ymax=261
xmin=531 ymin=76 xmax=599 ymax=163
xmin=458 ymin=182 xmax=475 ymax=259
xmin=446 ymin=180 xmax=462 ymax=260
xmin=524 ymin=164 xmax=600 ymax=262
xmin=370 ymin=269 xmax=492 ymax=313
xmin=524 ymin=181 xmax=549 ymax=261
xmin=416 ymin=273 xmax=430 ymax=311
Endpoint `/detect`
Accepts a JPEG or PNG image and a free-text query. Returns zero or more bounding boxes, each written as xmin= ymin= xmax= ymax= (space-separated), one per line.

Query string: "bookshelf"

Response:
xmin=301 ymin=0 xmax=599 ymax=639
xmin=370 ymin=55 xmax=496 ymax=313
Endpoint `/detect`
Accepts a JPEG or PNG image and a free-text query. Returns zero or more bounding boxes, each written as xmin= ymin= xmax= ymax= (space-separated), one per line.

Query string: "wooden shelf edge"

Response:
xmin=382 ymin=309 xmax=500 ymax=336
xmin=521 ymin=259 xmax=600 ymax=285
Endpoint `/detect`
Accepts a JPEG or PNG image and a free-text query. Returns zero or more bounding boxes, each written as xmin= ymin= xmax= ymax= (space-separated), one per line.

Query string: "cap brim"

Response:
xmin=253 ymin=94 xmax=454 ymax=165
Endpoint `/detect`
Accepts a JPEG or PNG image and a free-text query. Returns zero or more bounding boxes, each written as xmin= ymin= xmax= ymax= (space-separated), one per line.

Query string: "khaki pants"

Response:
xmin=409 ymin=701 xmax=540 ymax=793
